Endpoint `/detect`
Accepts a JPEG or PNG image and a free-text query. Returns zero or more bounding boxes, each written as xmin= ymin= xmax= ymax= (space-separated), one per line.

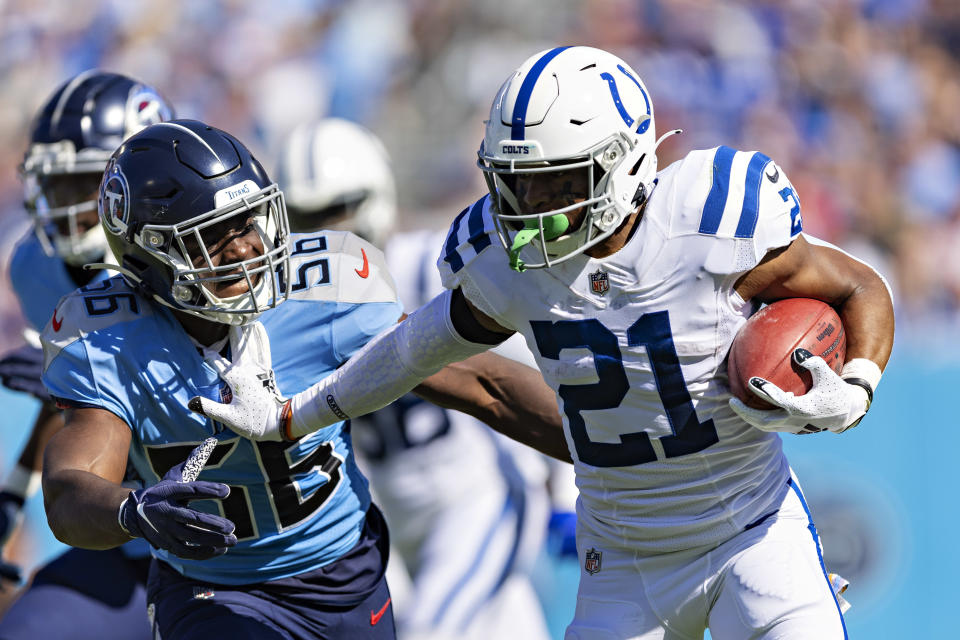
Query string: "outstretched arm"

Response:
xmin=191 ymin=287 xmax=570 ymax=459
xmin=415 ymin=351 xmax=569 ymax=462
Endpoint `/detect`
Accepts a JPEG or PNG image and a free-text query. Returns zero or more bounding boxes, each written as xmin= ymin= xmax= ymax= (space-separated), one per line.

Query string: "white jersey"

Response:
xmin=439 ymin=146 xmax=803 ymax=554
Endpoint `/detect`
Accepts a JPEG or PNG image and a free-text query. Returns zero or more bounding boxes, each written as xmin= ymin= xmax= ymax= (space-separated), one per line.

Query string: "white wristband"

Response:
xmin=840 ymin=358 xmax=883 ymax=391
xmin=3 ymin=464 xmax=41 ymax=500
xmin=289 ymin=289 xmax=492 ymax=437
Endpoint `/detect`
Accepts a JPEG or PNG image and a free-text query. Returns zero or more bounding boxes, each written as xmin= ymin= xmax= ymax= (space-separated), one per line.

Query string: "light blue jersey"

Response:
xmin=9 ymin=231 xmax=109 ymax=331
xmin=41 ymin=231 xmax=402 ymax=584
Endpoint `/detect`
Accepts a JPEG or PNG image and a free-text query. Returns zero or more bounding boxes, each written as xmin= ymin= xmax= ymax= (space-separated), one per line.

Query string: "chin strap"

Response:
xmin=509 ymin=214 xmax=570 ymax=272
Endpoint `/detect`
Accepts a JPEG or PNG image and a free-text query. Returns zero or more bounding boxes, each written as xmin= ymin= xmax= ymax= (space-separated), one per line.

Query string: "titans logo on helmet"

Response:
xmin=100 ymin=161 xmax=130 ymax=235
xmin=126 ymin=85 xmax=174 ymax=133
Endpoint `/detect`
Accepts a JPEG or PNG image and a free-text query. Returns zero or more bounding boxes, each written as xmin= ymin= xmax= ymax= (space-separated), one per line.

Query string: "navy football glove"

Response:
xmin=0 ymin=345 xmax=49 ymax=402
xmin=119 ymin=441 xmax=237 ymax=561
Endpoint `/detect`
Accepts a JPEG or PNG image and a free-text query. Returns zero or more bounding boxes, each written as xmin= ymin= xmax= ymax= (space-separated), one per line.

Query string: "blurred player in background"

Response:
xmin=40 ymin=119 xmax=563 ymax=639
xmin=275 ymin=118 xmax=552 ymax=640
xmin=0 ymin=70 xmax=173 ymax=640
xmin=196 ymin=46 xmax=895 ymax=639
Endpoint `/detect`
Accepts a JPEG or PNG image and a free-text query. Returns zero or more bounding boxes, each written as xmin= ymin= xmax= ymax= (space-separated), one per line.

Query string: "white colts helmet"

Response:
xmin=275 ymin=119 xmax=397 ymax=248
xmin=478 ymin=46 xmax=677 ymax=271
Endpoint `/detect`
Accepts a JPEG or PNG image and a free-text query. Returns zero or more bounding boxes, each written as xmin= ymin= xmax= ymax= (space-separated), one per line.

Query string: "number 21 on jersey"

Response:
xmin=531 ymin=310 xmax=718 ymax=467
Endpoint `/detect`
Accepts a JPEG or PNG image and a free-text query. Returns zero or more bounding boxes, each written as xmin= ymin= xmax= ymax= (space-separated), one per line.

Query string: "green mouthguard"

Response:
xmin=508 ymin=213 xmax=570 ymax=272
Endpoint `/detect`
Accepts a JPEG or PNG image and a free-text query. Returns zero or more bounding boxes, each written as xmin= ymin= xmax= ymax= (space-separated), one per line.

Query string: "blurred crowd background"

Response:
xmin=0 ymin=0 xmax=957 ymax=636
xmin=1 ymin=0 xmax=960 ymax=348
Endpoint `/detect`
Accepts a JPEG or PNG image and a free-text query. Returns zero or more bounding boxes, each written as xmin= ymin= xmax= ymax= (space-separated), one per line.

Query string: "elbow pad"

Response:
xmin=289 ymin=289 xmax=492 ymax=436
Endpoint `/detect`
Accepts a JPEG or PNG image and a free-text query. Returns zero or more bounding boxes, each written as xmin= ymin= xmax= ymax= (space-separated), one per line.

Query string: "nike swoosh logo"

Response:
xmin=51 ymin=309 xmax=63 ymax=332
xmin=765 ymin=164 xmax=780 ymax=183
xmin=355 ymin=248 xmax=370 ymax=279
xmin=370 ymin=596 xmax=391 ymax=626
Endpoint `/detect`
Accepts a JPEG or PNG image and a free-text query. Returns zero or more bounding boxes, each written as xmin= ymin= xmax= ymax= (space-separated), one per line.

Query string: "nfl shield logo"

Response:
xmin=589 ymin=270 xmax=609 ymax=295
xmin=584 ymin=548 xmax=602 ymax=575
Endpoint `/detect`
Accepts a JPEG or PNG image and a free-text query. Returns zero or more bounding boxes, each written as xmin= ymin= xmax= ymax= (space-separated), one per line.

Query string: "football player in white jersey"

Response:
xmin=195 ymin=46 xmax=894 ymax=639
xmin=274 ymin=118 xmax=552 ymax=640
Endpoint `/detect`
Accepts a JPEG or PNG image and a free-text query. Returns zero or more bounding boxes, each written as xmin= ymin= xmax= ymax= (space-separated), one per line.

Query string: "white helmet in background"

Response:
xmin=275 ymin=119 xmax=397 ymax=248
xmin=478 ymin=46 xmax=678 ymax=271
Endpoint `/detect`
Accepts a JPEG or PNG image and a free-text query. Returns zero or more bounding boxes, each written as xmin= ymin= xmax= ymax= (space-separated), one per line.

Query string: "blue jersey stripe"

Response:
xmin=442 ymin=205 xmax=472 ymax=274
xmin=699 ymin=146 xmax=737 ymax=235
xmin=734 ymin=152 xmax=772 ymax=239
xmin=466 ymin=196 xmax=491 ymax=255
xmin=788 ymin=478 xmax=849 ymax=639
xmin=511 ymin=46 xmax=571 ymax=141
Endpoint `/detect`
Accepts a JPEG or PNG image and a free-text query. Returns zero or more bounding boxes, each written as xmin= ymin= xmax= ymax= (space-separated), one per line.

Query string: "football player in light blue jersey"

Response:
xmin=40 ymin=119 xmax=564 ymax=640
xmin=0 ymin=71 xmax=173 ymax=640
xmin=196 ymin=46 xmax=895 ymax=639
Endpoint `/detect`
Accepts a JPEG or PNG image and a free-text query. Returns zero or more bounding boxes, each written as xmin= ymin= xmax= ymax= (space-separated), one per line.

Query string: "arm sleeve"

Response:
xmin=287 ymin=289 xmax=493 ymax=437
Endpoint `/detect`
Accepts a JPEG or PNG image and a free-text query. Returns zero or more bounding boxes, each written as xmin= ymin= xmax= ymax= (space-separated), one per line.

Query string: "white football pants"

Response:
xmin=565 ymin=477 xmax=847 ymax=640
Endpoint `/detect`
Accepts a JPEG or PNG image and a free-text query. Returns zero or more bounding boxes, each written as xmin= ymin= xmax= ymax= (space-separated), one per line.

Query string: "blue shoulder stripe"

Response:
xmin=511 ymin=46 xmax=571 ymax=141
xmin=699 ymin=146 xmax=736 ymax=235
xmin=443 ymin=197 xmax=491 ymax=275
xmin=466 ymin=195 xmax=491 ymax=255
xmin=734 ymin=152 xmax=772 ymax=239
xmin=442 ymin=205 xmax=472 ymax=274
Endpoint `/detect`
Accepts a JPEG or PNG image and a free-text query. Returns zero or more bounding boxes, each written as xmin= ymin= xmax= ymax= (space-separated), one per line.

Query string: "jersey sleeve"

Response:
xmin=40 ymin=287 xmax=134 ymax=425
xmin=280 ymin=231 xmax=403 ymax=363
xmin=435 ymin=194 xmax=520 ymax=330
xmin=664 ymin=146 xmax=803 ymax=276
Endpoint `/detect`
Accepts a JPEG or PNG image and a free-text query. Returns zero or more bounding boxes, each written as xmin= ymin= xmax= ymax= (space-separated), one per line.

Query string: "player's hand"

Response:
xmin=187 ymin=354 xmax=291 ymax=442
xmin=119 ymin=441 xmax=238 ymax=561
xmin=729 ymin=349 xmax=869 ymax=435
xmin=0 ymin=345 xmax=50 ymax=402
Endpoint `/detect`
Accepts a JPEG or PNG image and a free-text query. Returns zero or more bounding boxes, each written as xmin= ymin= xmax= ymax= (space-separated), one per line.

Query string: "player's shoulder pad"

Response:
xmin=40 ymin=276 xmax=151 ymax=360
xmin=652 ymin=146 xmax=803 ymax=273
xmin=654 ymin=146 xmax=800 ymax=241
xmin=286 ymin=230 xmax=398 ymax=305
xmin=437 ymin=194 xmax=500 ymax=289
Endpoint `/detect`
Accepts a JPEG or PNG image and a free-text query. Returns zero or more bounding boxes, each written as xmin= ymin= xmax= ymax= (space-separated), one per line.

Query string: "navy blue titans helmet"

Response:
xmin=21 ymin=70 xmax=174 ymax=264
xmin=98 ymin=119 xmax=291 ymax=325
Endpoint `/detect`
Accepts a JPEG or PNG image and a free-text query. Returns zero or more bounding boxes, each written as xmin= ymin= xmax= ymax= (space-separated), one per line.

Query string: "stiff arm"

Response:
xmin=193 ymin=288 xmax=569 ymax=460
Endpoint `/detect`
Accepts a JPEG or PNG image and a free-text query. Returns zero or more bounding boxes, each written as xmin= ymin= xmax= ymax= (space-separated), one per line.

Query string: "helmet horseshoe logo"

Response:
xmin=600 ymin=65 xmax=652 ymax=134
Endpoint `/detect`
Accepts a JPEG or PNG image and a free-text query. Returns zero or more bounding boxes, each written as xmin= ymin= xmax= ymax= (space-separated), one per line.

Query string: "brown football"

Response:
xmin=727 ymin=298 xmax=846 ymax=410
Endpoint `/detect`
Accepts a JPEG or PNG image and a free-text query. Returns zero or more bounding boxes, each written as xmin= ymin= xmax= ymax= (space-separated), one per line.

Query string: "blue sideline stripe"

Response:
xmin=699 ymin=146 xmax=737 ymax=235
xmin=734 ymin=152 xmax=772 ymax=239
xmin=788 ymin=478 xmax=849 ymax=640
xmin=511 ymin=46 xmax=571 ymax=140
xmin=617 ymin=64 xmax=652 ymax=134
xmin=442 ymin=205 xmax=472 ymax=274
xmin=466 ymin=195 xmax=492 ymax=256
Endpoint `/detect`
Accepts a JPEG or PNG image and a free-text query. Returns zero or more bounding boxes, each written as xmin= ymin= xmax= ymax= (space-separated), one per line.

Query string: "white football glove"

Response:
xmin=729 ymin=348 xmax=870 ymax=435
xmin=187 ymin=354 xmax=292 ymax=442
